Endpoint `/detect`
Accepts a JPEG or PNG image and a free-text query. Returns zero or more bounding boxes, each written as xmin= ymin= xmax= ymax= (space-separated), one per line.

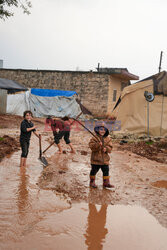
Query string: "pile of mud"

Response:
xmin=116 ymin=140 xmax=167 ymax=163
xmin=0 ymin=114 xmax=23 ymax=129
xmin=0 ymin=135 xmax=20 ymax=162
xmin=0 ymin=114 xmax=45 ymax=129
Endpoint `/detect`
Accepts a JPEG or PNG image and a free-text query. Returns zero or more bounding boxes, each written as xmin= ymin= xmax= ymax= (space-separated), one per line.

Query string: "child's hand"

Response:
xmin=103 ymin=147 xmax=107 ymax=152
xmin=99 ymin=142 xmax=102 ymax=146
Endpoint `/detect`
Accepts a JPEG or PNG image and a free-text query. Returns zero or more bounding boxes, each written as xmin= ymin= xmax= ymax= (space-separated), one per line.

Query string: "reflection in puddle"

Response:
xmin=85 ymin=204 xmax=167 ymax=250
xmin=17 ymin=166 xmax=29 ymax=218
xmin=24 ymin=203 xmax=167 ymax=250
xmin=0 ymin=151 xmax=167 ymax=250
xmin=151 ymin=180 xmax=167 ymax=189
xmin=84 ymin=204 xmax=108 ymax=250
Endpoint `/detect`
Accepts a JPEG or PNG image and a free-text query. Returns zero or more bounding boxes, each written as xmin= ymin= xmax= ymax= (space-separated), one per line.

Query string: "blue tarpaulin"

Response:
xmin=31 ymin=88 xmax=77 ymax=97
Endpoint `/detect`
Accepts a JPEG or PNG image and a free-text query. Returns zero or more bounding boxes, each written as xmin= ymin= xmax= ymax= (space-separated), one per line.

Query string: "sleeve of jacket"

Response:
xmin=20 ymin=121 xmax=27 ymax=133
xmin=89 ymin=137 xmax=101 ymax=151
xmin=30 ymin=122 xmax=36 ymax=132
xmin=105 ymin=138 xmax=113 ymax=153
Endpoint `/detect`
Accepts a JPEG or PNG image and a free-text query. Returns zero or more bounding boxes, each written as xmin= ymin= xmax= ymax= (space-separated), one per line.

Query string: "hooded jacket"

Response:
xmin=89 ymin=126 xmax=113 ymax=165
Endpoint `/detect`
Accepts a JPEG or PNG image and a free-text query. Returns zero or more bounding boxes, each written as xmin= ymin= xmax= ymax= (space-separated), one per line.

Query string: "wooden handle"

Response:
xmin=101 ymin=136 xmax=104 ymax=164
xmin=42 ymin=112 xmax=82 ymax=154
xmin=43 ymin=141 xmax=55 ymax=154
xmin=72 ymin=117 xmax=100 ymax=142
xmin=39 ymin=134 xmax=42 ymax=157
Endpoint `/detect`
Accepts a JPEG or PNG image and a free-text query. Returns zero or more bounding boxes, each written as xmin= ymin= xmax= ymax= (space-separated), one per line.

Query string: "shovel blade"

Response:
xmin=39 ymin=156 xmax=48 ymax=167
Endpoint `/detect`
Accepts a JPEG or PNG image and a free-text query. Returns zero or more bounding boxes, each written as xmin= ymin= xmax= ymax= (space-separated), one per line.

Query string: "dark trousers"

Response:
xmin=90 ymin=164 xmax=109 ymax=177
xmin=20 ymin=140 xmax=30 ymax=158
xmin=54 ymin=131 xmax=71 ymax=144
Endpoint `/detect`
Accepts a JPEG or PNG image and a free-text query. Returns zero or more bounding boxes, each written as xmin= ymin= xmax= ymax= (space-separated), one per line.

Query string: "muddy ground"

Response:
xmin=1 ymin=114 xmax=167 ymax=164
xmin=0 ymin=114 xmax=167 ymax=229
xmin=0 ymin=114 xmax=44 ymax=162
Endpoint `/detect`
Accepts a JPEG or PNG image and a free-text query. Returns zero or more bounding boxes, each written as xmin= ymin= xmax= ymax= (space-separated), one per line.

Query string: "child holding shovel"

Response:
xmin=89 ymin=123 xmax=114 ymax=188
xmin=20 ymin=110 xmax=40 ymax=167
xmin=47 ymin=116 xmax=75 ymax=154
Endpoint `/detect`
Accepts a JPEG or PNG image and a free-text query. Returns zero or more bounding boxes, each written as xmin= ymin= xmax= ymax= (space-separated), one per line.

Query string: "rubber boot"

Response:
xmin=90 ymin=175 xmax=97 ymax=188
xmin=103 ymin=176 xmax=115 ymax=188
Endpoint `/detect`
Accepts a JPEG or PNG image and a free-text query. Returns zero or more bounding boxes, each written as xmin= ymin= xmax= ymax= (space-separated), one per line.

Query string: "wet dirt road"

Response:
xmin=0 ymin=126 xmax=167 ymax=250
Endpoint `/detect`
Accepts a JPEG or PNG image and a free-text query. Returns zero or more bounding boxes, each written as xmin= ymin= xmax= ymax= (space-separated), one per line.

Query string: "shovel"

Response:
xmin=42 ymin=111 xmax=83 ymax=154
xmin=39 ymin=134 xmax=48 ymax=167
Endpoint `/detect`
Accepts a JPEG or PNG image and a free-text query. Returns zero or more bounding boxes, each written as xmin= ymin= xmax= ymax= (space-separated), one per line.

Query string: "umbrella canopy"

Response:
xmin=0 ymin=78 xmax=28 ymax=93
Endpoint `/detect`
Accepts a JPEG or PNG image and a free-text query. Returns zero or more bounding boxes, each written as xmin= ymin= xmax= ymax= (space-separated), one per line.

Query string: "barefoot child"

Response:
xmin=89 ymin=124 xmax=114 ymax=188
xmin=20 ymin=110 xmax=40 ymax=167
xmin=61 ymin=116 xmax=75 ymax=153
xmin=47 ymin=116 xmax=75 ymax=154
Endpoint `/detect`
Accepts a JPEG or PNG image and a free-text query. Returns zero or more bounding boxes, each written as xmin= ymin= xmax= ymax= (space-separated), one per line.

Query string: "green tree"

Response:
xmin=0 ymin=0 xmax=32 ymax=20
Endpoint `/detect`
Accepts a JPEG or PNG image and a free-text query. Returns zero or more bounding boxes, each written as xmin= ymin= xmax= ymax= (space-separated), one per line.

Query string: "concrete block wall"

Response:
xmin=0 ymin=69 xmax=110 ymax=117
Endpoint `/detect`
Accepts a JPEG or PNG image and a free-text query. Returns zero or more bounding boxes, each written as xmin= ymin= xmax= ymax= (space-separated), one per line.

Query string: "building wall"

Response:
xmin=0 ymin=69 xmax=111 ymax=117
xmin=107 ymin=76 xmax=123 ymax=114
xmin=0 ymin=89 xmax=7 ymax=114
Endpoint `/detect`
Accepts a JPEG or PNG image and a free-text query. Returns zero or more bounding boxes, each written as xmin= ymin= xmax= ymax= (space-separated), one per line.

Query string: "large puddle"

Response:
xmin=0 ymin=134 xmax=167 ymax=249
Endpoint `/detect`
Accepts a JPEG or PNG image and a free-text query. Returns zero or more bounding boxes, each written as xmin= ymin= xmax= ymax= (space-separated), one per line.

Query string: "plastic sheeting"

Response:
xmin=7 ymin=89 xmax=81 ymax=118
xmin=7 ymin=91 xmax=29 ymax=116
xmin=31 ymin=88 xmax=77 ymax=97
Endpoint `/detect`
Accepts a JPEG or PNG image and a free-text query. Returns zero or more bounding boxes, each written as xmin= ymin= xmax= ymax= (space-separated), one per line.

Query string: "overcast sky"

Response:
xmin=0 ymin=0 xmax=167 ymax=80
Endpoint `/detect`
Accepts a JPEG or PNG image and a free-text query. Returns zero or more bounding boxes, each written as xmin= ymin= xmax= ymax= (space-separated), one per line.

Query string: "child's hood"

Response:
xmin=94 ymin=124 xmax=109 ymax=137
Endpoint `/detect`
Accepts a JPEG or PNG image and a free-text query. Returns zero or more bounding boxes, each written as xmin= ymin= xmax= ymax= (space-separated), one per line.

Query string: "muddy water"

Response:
xmin=0 ymin=130 xmax=167 ymax=249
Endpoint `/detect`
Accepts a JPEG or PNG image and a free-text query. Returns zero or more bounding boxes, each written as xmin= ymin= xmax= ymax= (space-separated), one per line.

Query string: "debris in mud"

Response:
xmin=0 ymin=135 xmax=20 ymax=162
xmin=119 ymin=139 xmax=128 ymax=145
xmin=80 ymin=150 xmax=88 ymax=155
xmin=42 ymin=170 xmax=54 ymax=181
xmin=59 ymin=170 xmax=66 ymax=174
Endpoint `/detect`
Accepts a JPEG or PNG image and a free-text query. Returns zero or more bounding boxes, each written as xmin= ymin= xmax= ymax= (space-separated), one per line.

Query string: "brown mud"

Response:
xmin=0 ymin=114 xmax=167 ymax=249
xmin=116 ymin=140 xmax=167 ymax=164
xmin=0 ymin=135 xmax=20 ymax=162
xmin=38 ymin=129 xmax=167 ymax=228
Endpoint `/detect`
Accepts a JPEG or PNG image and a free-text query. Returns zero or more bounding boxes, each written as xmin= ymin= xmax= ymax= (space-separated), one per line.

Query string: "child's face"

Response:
xmin=25 ymin=113 xmax=32 ymax=122
xmin=99 ymin=127 xmax=106 ymax=136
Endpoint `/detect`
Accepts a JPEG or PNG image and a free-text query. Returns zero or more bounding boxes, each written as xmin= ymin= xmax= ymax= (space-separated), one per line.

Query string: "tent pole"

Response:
xmin=160 ymin=95 xmax=164 ymax=136
xmin=147 ymin=101 xmax=149 ymax=138
xmin=158 ymin=51 xmax=163 ymax=73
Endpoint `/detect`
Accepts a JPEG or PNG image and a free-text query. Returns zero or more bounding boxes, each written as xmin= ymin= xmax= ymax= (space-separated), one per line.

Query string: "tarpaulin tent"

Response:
xmin=0 ymin=78 xmax=28 ymax=93
xmin=112 ymin=71 xmax=167 ymax=136
xmin=7 ymin=88 xmax=82 ymax=118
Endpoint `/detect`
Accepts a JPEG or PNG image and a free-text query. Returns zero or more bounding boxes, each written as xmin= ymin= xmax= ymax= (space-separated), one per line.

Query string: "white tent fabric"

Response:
xmin=7 ymin=91 xmax=29 ymax=116
xmin=7 ymin=90 xmax=81 ymax=118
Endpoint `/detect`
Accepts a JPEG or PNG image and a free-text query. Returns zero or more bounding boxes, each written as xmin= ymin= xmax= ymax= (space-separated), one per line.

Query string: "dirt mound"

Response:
xmin=116 ymin=140 xmax=167 ymax=163
xmin=0 ymin=114 xmax=23 ymax=128
xmin=0 ymin=114 xmax=45 ymax=129
xmin=0 ymin=135 xmax=20 ymax=162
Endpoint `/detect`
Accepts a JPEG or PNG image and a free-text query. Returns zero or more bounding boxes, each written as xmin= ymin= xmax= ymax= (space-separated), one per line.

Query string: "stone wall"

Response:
xmin=0 ymin=69 xmax=110 ymax=117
